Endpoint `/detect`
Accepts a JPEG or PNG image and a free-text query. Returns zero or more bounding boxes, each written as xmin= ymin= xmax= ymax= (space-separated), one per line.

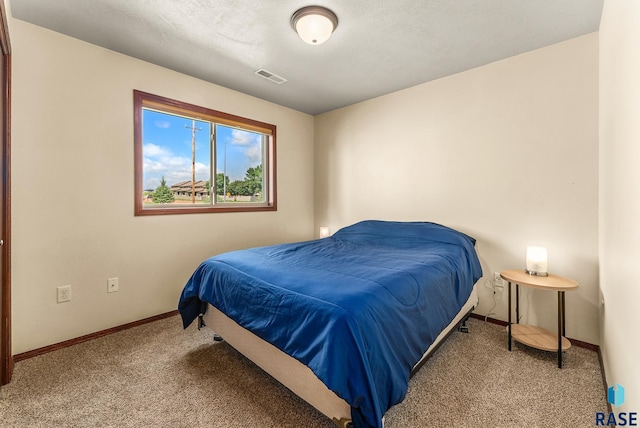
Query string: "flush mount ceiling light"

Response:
xmin=291 ymin=6 xmax=338 ymax=45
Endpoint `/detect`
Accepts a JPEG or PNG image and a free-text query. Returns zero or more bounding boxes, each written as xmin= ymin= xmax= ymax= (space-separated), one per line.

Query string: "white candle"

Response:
xmin=319 ymin=226 xmax=330 ymax=238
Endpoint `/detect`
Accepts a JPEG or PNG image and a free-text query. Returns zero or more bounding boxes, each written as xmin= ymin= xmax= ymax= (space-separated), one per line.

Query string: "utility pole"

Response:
xmin=185 ymin=120 xmax=202 ymax=203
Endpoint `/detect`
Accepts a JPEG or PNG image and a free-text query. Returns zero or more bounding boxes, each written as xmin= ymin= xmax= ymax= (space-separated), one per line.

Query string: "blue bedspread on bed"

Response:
xmin=178 ymin=220 xmax=482 ymax=428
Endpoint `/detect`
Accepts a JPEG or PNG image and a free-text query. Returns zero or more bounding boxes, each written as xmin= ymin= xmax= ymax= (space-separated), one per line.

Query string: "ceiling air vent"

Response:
xmin=255 ymin=68 xmax=287 ymax=84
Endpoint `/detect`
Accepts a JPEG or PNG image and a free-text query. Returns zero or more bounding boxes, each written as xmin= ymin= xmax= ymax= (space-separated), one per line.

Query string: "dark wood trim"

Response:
xmin=470 ymin=313 xmax=508 ymax=327
xmin=134 ymin=204 xmax=278 ymax=216
xmin=0 ymin=0 xmax=11 ymax=386
xmin=567 ymin=336 xmax=599 ymax=353
xmin=0 ymin=0 xmax=10 ymax=55
xmin=597 ymin=346 xmax=613 ymax=416
xmin=13 ymin=310 xmax=179 ymax=362
xmin=0 ymin=53 xmax=11 ymax=386
xmin=469 ymin=313 xmax=599 ymax=352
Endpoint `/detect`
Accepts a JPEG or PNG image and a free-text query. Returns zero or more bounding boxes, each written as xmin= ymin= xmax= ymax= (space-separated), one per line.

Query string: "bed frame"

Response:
xmin=203 ymin=284 xmax=478 ymax=428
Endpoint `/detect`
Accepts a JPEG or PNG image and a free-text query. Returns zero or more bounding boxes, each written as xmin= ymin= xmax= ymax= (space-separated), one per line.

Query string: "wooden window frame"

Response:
xmin=134 ymin=90 xmax=277 ymax=216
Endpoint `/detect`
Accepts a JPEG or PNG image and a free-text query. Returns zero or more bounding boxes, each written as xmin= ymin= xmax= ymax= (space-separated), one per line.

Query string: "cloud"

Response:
xmin=231 ymin=129 xmax=260 ymax=146
xmin=143 ymin=143 xmax=210 ymax=189
xmin=244 ymin=143 xmax=262 ymax=163
xmin=161 ymin=161 xmax=209 ymax=185
xmin=143 ymin=158 xmax=166 ymax=174
xmin=227 ymin=129 xmax=263 ymax=165
xmin=143 ymin=143 xmax=171 ymax=158
xmin=154 ymin=120 xmax=171 ymax=129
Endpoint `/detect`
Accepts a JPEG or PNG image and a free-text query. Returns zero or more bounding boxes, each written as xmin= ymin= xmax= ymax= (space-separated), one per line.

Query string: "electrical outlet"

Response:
xmin=57 ymin=285 xmax=71 ymax=303
xmin=489 ymin=272 xmax=504 ymax=299
xmin=107 ymin=277 xmax=119 ymax=293
xmin=493 ymin=272 xmax=504 ymax=287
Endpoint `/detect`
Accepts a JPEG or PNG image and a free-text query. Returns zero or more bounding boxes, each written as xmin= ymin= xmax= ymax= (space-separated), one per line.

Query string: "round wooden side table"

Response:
xmin=500 ymin=269 xmax=579 ymax=368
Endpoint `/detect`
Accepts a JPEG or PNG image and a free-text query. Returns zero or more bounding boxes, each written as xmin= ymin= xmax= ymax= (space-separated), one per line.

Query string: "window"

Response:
xmin=134 ymin=90 xmax=276 ymax=215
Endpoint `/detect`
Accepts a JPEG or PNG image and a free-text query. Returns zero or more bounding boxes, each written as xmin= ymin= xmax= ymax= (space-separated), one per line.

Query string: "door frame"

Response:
xmin=0 ymin=0 xmax=11 ymax=386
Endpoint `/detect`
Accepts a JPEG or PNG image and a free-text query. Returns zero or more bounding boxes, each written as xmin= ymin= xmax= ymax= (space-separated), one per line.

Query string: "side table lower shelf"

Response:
xmin=507 ymin=324 xmax=571 ymax=352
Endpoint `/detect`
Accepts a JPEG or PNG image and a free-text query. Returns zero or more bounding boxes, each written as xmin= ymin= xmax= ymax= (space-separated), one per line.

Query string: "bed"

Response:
xmin=178 ymin=220 xmax=483 ymax=428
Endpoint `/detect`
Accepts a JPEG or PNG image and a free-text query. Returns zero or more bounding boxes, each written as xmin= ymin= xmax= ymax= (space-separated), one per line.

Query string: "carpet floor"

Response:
xmin=0 ymin=316 xmax=607 ymax=427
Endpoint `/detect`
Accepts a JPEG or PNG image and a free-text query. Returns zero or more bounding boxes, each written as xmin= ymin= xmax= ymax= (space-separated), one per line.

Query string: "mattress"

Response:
xmin=202 ymin=284 xmax=478 ymax=426
xmin=179 ymin=220 xmax=483 ymax=427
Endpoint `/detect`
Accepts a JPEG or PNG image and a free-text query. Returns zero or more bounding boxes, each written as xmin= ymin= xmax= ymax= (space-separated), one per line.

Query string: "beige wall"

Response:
xmin=599 ymin=0 xmax=640 ymax=412
xmin=10 ymin=19 xmax=315 ymax=353
xmin=9 ymin=12 xmax=605 ymax=357
xmin=315 ymin=34 xmax=600 ymax=345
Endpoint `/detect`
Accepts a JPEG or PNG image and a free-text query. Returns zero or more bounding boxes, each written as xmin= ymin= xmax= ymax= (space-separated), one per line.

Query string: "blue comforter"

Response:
xmin=178 ymin=220 xmax=482 ymax=428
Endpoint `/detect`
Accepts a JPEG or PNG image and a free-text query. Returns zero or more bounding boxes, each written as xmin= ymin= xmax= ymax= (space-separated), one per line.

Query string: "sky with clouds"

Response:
xmin=142 ymin=109 xmax=263 ymax=190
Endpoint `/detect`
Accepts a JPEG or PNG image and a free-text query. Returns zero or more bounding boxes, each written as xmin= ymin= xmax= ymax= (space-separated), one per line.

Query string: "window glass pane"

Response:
xmin=215 ymin=124 xmax=266 ymax=204
xmin=142 ymin=109 xmax=211 ymax=207
xmin=134 ymin=90 xmax=276 ymax=215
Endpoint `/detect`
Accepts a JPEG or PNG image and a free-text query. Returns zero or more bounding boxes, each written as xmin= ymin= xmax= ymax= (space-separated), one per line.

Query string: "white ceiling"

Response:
xmin=10 ymin=0 xmax=603 ymax=115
